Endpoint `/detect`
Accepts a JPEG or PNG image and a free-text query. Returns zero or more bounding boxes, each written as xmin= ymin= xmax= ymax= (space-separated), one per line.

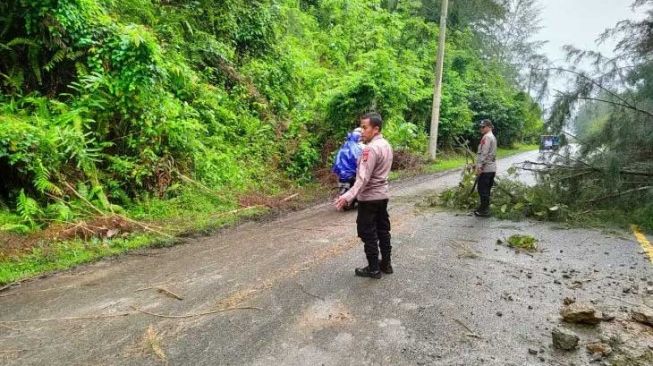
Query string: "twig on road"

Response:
xmin=0 ymin=284 xmax=17 ymax=293
xmin=610 ymin=296 xmax=653 ymax=310
xmin=295 ymin=282 xmax=325 ymax=301
xmin=0 ymin=305 xmax=263 ymax=324
xmin=281 ymin=226 xmax=331 ymax=232
xmin=136 ymin=287 xmax=184 ymax=301
xmin=0 ymin=349 xmax=30 ymax=355
xmin=130 ymin=305 xmax=262 ymax=319
xmin=0 ymin=323 xmax=20 ymax=331
xmin=0 ymin=312 xmax=131 ymax=323
xmin=453 ymin=318 xmax=483 ymax=339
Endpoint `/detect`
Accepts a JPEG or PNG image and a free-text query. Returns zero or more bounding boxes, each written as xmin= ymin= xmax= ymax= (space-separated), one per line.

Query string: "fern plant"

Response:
xmin=33 ymin=160 xmax=63 ymax=196
xmin=16 ymin=190 xmax=42 ymax=228
xmin=45 ymin=202 xmax=74 ymax=222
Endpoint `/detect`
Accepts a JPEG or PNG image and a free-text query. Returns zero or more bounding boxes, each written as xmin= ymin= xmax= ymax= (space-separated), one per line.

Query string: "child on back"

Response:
xmin=332 ymin=128 xmax=364 ymax=210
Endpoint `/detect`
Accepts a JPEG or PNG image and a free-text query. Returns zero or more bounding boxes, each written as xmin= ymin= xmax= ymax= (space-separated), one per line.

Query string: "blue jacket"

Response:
xmin=332 ymin=132 xmax=362 ymax=181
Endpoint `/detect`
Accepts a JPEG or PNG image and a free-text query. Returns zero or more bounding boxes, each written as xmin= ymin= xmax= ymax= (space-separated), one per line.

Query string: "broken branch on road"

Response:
xmin=130 ymin=305 xmax=262 ymax=319
xmin=135 ymin=287 xmax=184 ymax=301
xmin=295 ymin=282 xmax=325 ymax=301
xmin=453 ymin=318 xmax=483 ymax=339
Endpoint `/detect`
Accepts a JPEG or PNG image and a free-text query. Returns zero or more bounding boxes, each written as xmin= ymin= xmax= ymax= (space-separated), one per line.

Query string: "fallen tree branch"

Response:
xmin=62 ymin=182 xmax=105 ymax=215
xmin=518 ymin=161 xmax=653 ymax=177
xmin=547 ymin=67 xmax=634 ymax=110
xmin=177 ymin=173 xmax=224 ymax=199
xmin=547 ymin=69 xmax=653 ymax=118
xmin=281 ymin=193 xmax=299 ymax=202
xmin=62 ymin=181 xmax=173 ymax=239
xmin=209 ymin=205 xmax=265 ymax=219
xmin=577 ymin=95 xmax=653 ymax=118
xmin=116 ymin=215 xmax=173 ymax=239
xmin=493 ymin=178 xmax=517 ymax=200
xmin=585 ymin=186 xmax=652 ymax=203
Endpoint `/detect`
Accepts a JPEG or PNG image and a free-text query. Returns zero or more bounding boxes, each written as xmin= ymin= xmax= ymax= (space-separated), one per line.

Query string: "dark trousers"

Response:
xmin=356 ymin=199 xmax=391 ymax=271
xmin=477 ymin=172 xmax=495 ymax=212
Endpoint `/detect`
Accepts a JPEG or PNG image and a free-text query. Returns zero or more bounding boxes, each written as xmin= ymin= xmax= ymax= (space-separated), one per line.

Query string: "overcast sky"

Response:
xmin=533 ymin=0 xmax=647 ymax=103
xmin=535 ymin=0 xmax=642 ymax=63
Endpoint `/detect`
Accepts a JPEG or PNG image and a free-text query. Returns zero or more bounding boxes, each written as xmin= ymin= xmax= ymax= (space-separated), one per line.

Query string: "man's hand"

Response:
xmin=334 ymin=196 xmax=348 ymax=210
xmin=475 ymin=166 xmax=482 ymax=175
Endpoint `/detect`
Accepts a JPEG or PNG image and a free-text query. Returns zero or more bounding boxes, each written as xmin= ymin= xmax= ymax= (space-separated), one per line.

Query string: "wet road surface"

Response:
xmin=1 ymin=151 xmax=652 ymax=365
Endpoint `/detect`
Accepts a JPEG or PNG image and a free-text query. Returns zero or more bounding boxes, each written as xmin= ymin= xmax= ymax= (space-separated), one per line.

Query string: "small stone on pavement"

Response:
xmin=552 ymin=327 xmax=579 ymax=351
xmin=560 ymin=303 xmax=601 ymax=325
xmin=631 ymin=308 xmax=653 ymax=327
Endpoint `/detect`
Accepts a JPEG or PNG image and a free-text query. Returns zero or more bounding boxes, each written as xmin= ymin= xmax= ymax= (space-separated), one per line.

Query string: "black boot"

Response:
xmin=474 ymin=195 xmax=491 ymax=217
xmin=355 ymin=266 xmax=382 ymax=279
xmin=380 ymin=258 xmax=393 ymax=274
xmin=356 ymin=252 xmax=382 ymax=278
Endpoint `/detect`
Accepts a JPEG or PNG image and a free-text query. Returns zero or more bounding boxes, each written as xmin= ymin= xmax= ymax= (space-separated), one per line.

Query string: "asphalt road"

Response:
xmin=1 ymin=151 xmax=652 ymax=366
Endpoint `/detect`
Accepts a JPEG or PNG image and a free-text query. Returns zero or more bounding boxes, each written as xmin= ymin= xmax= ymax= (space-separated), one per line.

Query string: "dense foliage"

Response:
xmin=0 ymin=0 xmax=543 ymax=229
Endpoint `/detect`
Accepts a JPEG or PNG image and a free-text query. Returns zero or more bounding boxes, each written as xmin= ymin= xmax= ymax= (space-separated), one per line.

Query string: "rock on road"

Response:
xmin=1 ymin=151 xmax=652 ymax=366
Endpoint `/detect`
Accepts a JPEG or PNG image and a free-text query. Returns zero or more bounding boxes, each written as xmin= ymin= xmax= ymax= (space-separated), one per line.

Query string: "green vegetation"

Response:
xmin=435 ymin=167 xmax=653 ymax=232
xmin=499 ymin=234 xmax=538 ymax=251
xmin=0 ymin=0 xmax=546 ymax=284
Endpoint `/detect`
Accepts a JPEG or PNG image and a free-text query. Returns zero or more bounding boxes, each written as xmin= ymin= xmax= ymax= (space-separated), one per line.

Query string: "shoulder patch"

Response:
xmin=480 ymin=137 xmax=486 ymax=145
xmin=362 ymin=148 xmax=370 ymax=162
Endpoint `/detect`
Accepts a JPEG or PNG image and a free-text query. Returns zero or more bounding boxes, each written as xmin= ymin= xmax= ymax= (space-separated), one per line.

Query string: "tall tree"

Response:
xmin=544 ymin=0 xmax=653 ymax=221
xmin=479 ymin=0 xmax=550 ymax=100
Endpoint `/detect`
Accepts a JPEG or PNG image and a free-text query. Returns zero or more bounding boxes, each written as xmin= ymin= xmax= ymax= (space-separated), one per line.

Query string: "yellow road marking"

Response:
xmin=631 ymin=225 xmax=653 ymax=263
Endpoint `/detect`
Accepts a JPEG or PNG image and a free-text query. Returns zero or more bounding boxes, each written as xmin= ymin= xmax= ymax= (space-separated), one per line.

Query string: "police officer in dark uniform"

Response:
xmin=475 ymin=119 xmax=497 ymax=217
xmin=334 ymin=112 xmax=394 ymax=279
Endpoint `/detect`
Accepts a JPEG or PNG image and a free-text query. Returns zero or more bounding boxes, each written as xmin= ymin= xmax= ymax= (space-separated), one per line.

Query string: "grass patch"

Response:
xmin=425 ymin=155 xmax=468 ymax=173
xmin=497 ymin=144 xmax=540 ymax=158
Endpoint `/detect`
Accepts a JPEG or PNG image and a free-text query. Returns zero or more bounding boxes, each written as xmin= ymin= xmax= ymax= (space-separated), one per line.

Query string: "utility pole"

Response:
xmin=428 ymin=0 xmax=449 ymax=161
